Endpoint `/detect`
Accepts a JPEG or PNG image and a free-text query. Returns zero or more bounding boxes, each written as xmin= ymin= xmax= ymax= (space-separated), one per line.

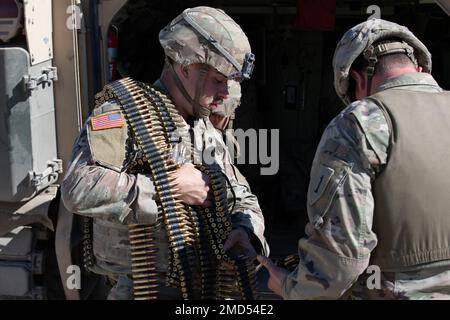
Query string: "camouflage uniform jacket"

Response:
xmin=61 ymin=80 xmax=269 ymax=278
xmin=282 ymin=73 xmax=450 ymax=300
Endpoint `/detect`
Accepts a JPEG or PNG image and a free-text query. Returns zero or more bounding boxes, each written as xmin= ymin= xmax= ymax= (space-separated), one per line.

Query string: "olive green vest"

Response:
xmin=370 ymin=89 xmax=450 ymax=271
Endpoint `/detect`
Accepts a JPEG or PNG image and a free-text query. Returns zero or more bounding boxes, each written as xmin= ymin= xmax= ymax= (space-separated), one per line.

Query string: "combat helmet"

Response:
xmin=159 ymin=6 xmax=254 ymax=118
xmin=333 ymin=18 xmax=432 ymax=105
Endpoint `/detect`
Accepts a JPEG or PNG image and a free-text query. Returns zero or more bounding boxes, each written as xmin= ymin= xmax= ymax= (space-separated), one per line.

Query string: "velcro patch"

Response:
xmin=91 ymin=111 xmax=124 ymax=130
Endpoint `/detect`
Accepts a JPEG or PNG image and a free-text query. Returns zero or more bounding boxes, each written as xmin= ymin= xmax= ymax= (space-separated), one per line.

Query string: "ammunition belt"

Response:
xmin=104 ymin=78 xmax=195 ymax=300
xmin=217 ymin=254 xmax=258 ymax=300
xmin=82 ymin=216 xmax=95 ymax=271
xmin=94 ymin=78 xmax=257 ymax=300
xmin=277 ymin=254 xmax=299 ymax=272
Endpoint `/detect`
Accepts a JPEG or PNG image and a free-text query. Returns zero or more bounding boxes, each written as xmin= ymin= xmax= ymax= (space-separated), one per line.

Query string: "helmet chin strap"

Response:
xmin=366 ymin=57 xmax=376 ymax=97
xmin=364 ymin=46 xmax=378 ymax=97
xmin=227 ymin=112 xmax=235 ymax=130
xmin=166 ymin=59 xmax=211 ymax=118
xmin=363 ymin=41 xmax=418 ymax=97
xmin=193 ymin=66 xmax=210 ymax=118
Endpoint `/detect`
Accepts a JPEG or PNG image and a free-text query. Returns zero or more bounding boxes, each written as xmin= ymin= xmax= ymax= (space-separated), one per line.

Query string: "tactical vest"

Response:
xmin=370 ymin=89 xmax=450 ymax=271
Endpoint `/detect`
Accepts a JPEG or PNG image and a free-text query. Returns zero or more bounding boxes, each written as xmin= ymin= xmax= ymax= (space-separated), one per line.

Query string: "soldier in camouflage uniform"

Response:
xmin=210 ymin=79 xmax=241 ymax=130
xmin=258 ymin=18 xmax=450 ymax=299
xmin=210 ymin=80 xmax=242 ymax=163
xmin=61 ymin=6 xmax=268 ymax=300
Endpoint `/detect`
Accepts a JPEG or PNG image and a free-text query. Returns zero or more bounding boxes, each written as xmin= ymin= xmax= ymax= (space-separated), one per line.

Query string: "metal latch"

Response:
xmin=32 ymin=251 xmax=45 ymax=275
xmin=23 ymin=66 xmax=58 ymax=91
xmin=29 ymin=159 xmax=63 ymax=192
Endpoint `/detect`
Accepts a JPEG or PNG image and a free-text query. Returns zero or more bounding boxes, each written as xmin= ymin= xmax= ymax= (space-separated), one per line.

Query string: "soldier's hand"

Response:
xmin=257 ymin=255 xmax=288 ymax=298
xmin=223 ymin=227 xmax=257 ymax=259
xmin=170 ymin=163 xmax=212 ymax=206
xmin=210 ymin=114 xmax=230 ymax=130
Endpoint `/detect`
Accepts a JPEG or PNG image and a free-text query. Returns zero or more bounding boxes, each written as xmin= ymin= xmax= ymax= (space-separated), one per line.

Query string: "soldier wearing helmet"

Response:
xmin=159 ymin=6 xmax=254 ymax=119
xmin=61 ymin=6 xmax=268 ymax=299
xmin=259 ymin=18 xmax=450 ymax=299
xmin=209 ymin=79 xmax=241 ymax=131
xmin=210 ymin=80 xmax=244 ymax=181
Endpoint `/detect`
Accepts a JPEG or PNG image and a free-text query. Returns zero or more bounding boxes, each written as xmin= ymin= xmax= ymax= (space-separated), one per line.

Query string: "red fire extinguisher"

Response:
xmin=108 ymin=25 xmax=119 ymax=81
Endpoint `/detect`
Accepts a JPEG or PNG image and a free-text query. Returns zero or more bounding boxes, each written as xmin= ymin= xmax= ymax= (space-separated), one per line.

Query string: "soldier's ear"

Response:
xmin=180 ymin=64 xmax=190 ymax=79
xmin=350 ymin=69 xmax=364 ymax=84
xmin=350 ymin=69 xmax=366 ymax=99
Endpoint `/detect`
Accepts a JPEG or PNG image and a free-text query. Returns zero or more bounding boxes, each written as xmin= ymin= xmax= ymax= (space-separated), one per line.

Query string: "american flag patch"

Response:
xmin=91 ymin=112 xmax=124 ymax=130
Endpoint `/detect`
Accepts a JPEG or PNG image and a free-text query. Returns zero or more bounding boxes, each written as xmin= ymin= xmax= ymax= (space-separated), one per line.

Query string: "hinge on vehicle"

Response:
xmin=31 ymin=251 xmax=45 ymax=275
xmin=23 ymin=66 xmax=58 ymax=91
xmin=28 ymin=159 xmax=63 ymax=192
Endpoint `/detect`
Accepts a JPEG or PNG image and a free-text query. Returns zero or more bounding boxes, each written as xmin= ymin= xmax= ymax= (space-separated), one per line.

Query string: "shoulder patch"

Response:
xmin=91 ymin=111 xmax=125 ymax=131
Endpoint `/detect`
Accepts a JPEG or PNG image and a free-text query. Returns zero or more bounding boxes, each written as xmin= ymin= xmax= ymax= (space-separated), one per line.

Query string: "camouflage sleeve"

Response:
xmin=61 ymin=122 xmax=159 ymax=225
xmin=229 ymin=164 xmax=269 ymax=256
xmin=281 ymin=100 xmax=389 ymax=299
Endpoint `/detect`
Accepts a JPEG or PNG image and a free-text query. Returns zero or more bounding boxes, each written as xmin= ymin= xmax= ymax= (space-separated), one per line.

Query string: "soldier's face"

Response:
xmin=201 ymin=68 xmax=230 ymax=111
xmin=181 ymin=64 xmax=230 ymax=113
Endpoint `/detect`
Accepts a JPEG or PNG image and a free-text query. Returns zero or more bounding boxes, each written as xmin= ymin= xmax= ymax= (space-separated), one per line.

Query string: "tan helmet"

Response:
xmin=159 ymin=6 xmax=255 ymax=81
xmin=333 ymin=18 xmax=432 ymax=105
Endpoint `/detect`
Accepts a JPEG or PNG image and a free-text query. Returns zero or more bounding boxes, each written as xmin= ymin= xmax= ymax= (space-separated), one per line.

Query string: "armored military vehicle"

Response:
xmin=0 ymin=0 xmax=125 ymax=300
